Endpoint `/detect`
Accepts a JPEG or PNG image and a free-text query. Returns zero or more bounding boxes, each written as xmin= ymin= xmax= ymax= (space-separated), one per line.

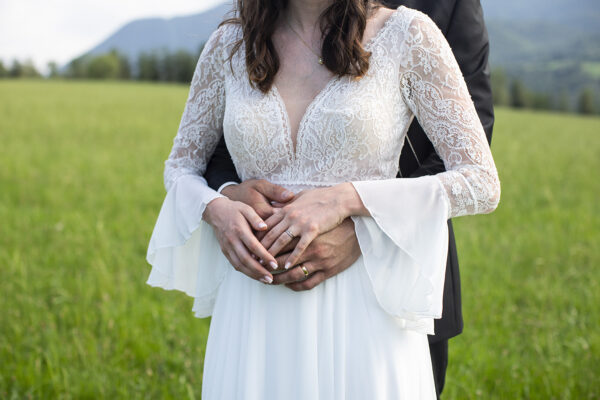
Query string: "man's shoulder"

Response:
xmin=385 ymin=0 xmax=458 ymax=34
xmin=385 ymin=5 xmax=443 ymax=39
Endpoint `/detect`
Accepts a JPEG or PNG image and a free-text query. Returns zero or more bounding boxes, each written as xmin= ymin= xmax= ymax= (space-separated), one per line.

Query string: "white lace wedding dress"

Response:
xmin=146 ymin=6 xmax=500 ymax=399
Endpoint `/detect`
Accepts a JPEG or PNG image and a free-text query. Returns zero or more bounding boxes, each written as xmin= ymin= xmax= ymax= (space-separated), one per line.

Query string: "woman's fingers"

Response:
xmin=284 ymin=231 xmax=317 ymax=270
xmin=260 ymin=217 xmax=289 ymax=250
xmin=224 ymin=237 xmax=273 ymax=284
xmin=278 ymin=238 xmax=299 ymax=255
xmin=237 ymin=204 xmax=281 ymax=270
xmin=239 ymin=203 xmax=268 ymax=231
xmin=230 ymin=239 xmax=274 ymax=284
xmin=240 ymin=230 xmax=279 ymax=271
xmin=263 ymin=208 xmax=285 ymax=227
xmin=266 ymin=225 xmax=296 ymax=261
xmin=224 ymin=247 xmax=245 ymax=276
xmin=207 ymin=199 xmax=276 ymax=284
xmin=255 ymin=209 xmax=284 ymax=242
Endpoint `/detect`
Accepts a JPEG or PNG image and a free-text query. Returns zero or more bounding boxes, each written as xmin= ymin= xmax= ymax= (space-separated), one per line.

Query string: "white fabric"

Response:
xmin=202 ymin=257 xmax=436 ymax=400
xmin=146 ymin=174 xmax=227 ymax=316
xmin=352 ymin=175 xmax=449 ymax=328
xmin=216 ymin=181 xmax=238 ymax=194
xmin=146 ymin=5 xmax=500 ymax=399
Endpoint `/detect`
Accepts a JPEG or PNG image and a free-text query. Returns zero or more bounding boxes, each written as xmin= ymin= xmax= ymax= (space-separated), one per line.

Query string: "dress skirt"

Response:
xmin=201 ymin=255 xmax=436 ymax=400
xmin=147 ymin=176 xmax=451 ymax=399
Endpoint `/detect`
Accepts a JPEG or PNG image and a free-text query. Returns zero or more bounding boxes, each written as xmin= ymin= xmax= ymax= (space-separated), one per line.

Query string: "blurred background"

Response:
xmin=1 ymin=0 xmax=598 ymax=398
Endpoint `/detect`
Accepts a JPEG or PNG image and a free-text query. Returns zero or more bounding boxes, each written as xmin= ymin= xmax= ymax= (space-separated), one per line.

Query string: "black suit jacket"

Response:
xmin=203 ymin=0 xmax=494 ymax=343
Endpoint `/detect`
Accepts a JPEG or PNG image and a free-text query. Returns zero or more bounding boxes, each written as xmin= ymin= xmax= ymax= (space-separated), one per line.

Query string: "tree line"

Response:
xmin=491 ymin=68 xmax=597 ymax=115
xmin=0 ymin=45 xmax=204 ymax=84
xmin=0 ymin=59 xmax=42 ymax=79
xmin=0 ymin=53 xmax=597 ymax=115
xmin=65 ymin=47 xmax=203 ymax=83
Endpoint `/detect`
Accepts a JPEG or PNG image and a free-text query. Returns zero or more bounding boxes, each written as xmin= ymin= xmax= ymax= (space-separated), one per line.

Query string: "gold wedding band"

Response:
xmin=285 ymin=229 xmax=296 ymax=239
xmin=300 ymin=264 xmax=309 ymax=277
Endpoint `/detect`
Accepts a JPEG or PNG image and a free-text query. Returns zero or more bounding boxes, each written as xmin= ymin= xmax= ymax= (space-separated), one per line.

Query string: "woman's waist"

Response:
xmin=244 ymin=177 xmax=396 ymax=193
xmin=267 ymin=180 xmax=338 ymax=193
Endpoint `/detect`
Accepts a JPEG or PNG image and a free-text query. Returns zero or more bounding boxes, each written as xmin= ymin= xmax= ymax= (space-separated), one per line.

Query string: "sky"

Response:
xmin=0 ymin=0 xmax=228 ymax=71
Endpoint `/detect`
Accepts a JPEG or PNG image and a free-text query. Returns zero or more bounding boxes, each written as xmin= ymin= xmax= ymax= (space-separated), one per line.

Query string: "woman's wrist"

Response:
xmin=202 ymin=196 xmax=230 ymax=225
xmin=331 ymin=182 xmax=369 ymax=218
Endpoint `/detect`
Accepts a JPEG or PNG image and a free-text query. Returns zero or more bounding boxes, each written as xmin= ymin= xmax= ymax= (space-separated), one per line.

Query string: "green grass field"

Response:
xmin=1 ymin=79 xmax=599 ymax=399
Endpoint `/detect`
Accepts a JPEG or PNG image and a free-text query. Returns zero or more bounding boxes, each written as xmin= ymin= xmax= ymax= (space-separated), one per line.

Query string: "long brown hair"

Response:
xmin=222 ymin=0 xmax=381 ymax=93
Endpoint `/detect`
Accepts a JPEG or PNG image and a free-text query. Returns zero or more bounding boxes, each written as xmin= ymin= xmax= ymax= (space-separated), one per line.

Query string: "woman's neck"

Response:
xmin=285 ymin=0 xmax=332 ymax=33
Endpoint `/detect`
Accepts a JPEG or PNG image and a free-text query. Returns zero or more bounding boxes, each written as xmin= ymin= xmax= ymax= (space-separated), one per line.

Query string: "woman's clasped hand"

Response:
xmin=202 ymin=182 xmax=367 ymax=284
xmin=202 ymin=196 xmax=277 ymax=284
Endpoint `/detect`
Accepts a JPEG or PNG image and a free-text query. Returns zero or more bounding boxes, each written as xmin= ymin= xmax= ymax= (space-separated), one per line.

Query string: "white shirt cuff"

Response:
xmin=217 ymin=181 xmax=239 ymax=194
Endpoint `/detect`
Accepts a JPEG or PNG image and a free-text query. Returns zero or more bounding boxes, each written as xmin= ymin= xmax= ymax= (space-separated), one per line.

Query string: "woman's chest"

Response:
xmin=224 ymin=60 xmax=408 ymax=151
xmin=220 ymin=49 xmax=414 ymax=184
xmin=273 ymin=60 xmax=336 ymax=143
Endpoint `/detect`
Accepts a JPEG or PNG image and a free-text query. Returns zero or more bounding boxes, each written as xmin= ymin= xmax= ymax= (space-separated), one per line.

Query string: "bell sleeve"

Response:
xmin=351 ymin=11 xmax=500 ymax=332
xmin=146 ymin=27 xmax=230 ymax=317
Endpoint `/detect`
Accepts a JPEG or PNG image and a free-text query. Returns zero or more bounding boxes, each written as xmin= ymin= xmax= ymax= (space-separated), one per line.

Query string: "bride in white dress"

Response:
xmin=146 ymin=0 xmax=500 ymax=398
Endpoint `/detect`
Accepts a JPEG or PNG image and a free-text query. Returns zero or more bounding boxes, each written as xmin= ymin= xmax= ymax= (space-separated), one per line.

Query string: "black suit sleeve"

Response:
xmin=409 ymin=0 xmax=494 ymax=178
xmin=204 ymin=136 xmax=241 ymax=191
xmin=204 ymin=136 xmax=241 ymax=190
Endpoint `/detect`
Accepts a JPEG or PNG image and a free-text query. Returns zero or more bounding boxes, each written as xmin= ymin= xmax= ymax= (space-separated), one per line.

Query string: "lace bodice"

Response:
xmin=149 ymin=6 xmax=501 ymax=329
xmin=164 ymin=6 xmax=500 ymax=219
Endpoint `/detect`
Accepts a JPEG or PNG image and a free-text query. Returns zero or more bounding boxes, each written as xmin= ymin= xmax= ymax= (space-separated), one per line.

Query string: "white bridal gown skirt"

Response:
xmin=201 ymin=256 xmax=437 ymax=400
xmin=147 ymin=176 xmax=451 ymax=399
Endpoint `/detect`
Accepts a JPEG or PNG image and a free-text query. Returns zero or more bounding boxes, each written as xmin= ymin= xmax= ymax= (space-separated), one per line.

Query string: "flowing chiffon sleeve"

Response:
xmin=146 ymin=27 xmax=230 ymax=317
xmin=351 ymin=11 xmax=500 ymax=330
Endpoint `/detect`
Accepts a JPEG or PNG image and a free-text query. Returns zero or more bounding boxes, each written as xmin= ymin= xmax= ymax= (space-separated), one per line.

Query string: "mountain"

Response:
xmin=85 ymin=3 xmax=232 ymax=61
xmin=481 ymin=0 xmax=600 ymax=33
xmin=85 ymin=1 xmax=600 ymax=57
xmin=76 ymin=1 xmax=599 ymax=106
xmin=481 ymin=0 xmax=600 ymax=106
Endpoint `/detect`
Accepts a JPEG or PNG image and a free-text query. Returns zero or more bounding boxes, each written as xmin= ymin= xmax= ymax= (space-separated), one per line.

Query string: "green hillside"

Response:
xmin=482 ymin=0 xmax=600 ymax=31
xmin=487 ymin=19 xmax=600 ymax=107
xmin=1 ymin=80 xmax=599 ymax=398
xmin=49 ymin=0 xmax=599 ymax=110
xmin=482 ymin=0 xmax=600 ymax=108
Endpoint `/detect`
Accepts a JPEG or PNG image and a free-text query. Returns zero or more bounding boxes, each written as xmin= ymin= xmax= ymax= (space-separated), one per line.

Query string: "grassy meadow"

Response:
xmin=1 ymin=79 xmax=599 ymax=399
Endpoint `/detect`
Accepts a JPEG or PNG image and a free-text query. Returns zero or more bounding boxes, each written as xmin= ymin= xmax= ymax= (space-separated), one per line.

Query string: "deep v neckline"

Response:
xmin=270 ymin=6 xmax=403 ymax=161
xmin=271 ymin=76 xmax=339 ymax=160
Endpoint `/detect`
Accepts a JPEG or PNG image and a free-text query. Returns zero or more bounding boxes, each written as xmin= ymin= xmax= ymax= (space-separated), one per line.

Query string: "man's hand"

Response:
xmin=221 ymin=179 xmax=294 ymax=219
xmin=269 ymin=218 xmax=361 ymax=291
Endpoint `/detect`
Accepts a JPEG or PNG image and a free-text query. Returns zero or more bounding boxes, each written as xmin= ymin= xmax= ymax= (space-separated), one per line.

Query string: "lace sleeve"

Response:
xmin=163 ymin=27 xmax=227 ymax=191
xmin=399 ymin=12 xmax=500 ymax=218
xmin=348 ymin=10 xmax=500 ymax=329
xmin=145 ymin=27 xmax=231 ymax=317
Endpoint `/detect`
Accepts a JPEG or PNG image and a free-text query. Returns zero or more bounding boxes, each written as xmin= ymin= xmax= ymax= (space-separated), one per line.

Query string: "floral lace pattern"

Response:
xmin=163 ymin=29 xmax=227 ymax=191
xmin=163 ymin=6 xmax=500 ymax=219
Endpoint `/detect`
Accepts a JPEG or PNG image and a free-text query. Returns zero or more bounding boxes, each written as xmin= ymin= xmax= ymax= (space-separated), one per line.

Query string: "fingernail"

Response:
xmin=259 ymin=258 xmax=264 ymax=265
xmin=284 ymin=262 xmax=292 ymax=270
xmin=269 ymin=261 xmax=278 ymax=270
xmin=282 ymin=190 xmax=293 ymax=199
xmin=258 ymin=222 xmax=267 ymax=229
xmin=260 ymin=276 xmax=273 ymax=284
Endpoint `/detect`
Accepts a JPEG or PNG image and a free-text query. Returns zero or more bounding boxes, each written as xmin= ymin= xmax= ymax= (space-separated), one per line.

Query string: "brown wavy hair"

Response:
xmin=222 ymin=0 xmax=382 ymax=93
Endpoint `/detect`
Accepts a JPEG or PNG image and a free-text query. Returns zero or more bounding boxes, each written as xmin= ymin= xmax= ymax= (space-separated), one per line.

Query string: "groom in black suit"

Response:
xmin=203 ymin=0 xmax=494 ymax=396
